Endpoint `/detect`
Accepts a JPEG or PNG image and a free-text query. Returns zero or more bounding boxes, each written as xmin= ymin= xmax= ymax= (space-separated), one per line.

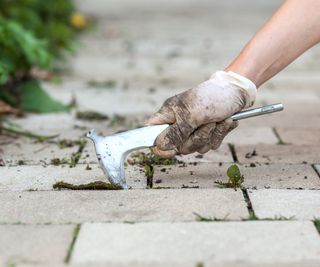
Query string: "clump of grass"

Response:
xmin=215 ymin=164 xmax=244 ymax=189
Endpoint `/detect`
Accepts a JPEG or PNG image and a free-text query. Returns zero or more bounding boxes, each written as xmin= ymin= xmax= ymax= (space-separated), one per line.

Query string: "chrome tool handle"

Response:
xmin=231 ymin=103 xmax=283 ymax=121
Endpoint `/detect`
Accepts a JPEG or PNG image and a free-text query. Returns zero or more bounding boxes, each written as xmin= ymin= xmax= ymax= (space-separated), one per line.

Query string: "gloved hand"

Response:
xmin=146 ymin=71 xmax=257 ymax=158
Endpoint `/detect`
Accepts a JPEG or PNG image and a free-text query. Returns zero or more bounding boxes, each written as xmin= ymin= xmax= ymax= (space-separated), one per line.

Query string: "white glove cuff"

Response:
xmin=211 ymin=71 xmax=257 ymax=108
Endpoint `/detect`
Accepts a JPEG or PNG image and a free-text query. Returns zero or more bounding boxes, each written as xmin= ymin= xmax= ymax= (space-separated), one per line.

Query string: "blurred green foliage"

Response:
xmin=0 ymin=0 xmax=77 ymax=56
xmin=0 ymin=18 xmax=51 ymax=85
xmin=0 ymin=0 xmax=84 ymax=113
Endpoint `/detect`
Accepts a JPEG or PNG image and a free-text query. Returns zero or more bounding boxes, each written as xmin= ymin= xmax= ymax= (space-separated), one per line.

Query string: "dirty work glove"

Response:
xmin=146 ymin=71 xmax=257 ymax=158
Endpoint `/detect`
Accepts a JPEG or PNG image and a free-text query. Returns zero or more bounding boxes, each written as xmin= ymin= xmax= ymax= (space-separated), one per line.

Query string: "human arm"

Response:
xmin=226 ymin=0 xmax=320 ymax=87
xmin=148 ymin=0 xmax=320 ymax=157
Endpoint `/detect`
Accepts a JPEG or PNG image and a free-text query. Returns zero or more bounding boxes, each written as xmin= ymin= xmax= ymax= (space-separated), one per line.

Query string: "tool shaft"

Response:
xmin=231 ymin=103 xmax=283 ymax=121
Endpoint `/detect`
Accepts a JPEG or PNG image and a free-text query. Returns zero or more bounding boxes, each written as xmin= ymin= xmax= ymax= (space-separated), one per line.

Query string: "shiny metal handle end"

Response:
xmin=231 ymin=103 xmax=284 ymax=121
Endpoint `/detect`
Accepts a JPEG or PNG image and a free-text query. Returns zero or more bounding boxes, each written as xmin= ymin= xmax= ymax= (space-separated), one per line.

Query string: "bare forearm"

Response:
xmin=226 ymin=0 xmax=320 ymax=87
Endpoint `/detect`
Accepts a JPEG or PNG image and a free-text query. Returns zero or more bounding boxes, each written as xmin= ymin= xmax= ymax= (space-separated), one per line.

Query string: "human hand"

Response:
xmin=146 ymin=71 xmax=257 ymax=158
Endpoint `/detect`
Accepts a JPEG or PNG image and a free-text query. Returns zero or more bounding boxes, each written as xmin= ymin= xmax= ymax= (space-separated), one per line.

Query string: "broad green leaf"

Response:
xmin=19 ymin=79 xmax=69 ymax=113
xmin=227 ymin=164 xmax=241 ymax=181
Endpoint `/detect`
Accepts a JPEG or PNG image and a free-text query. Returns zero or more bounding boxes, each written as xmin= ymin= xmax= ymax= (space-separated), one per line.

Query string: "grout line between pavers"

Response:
xmin=65 ymin=224 xmax=81 ymax=263
xmin=241 ymin=188 xmax=258 ymax=220
xmin=313 ymin=219 xmax=320 ymax=235
xmin=311 ymin=164 xmax=320 ymax=179
xmin=228 ymin=143 xmax=238 ymax=163
xmin=272 ymin=127 xmax=288 ymax=145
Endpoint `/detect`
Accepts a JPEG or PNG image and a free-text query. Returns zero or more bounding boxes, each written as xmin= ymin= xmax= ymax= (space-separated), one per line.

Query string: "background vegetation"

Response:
xmin=0 ymin=0 xmax=88 ymax=114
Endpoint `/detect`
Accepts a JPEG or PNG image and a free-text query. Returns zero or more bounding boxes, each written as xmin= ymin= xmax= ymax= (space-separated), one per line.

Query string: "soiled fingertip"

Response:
xmin=145 ymin=112 xmax=176 ymax=125
xmin=151 ymin=146 xmax=176 ymax=159
xmin=197 ymin=145 xmax=211 ymax=154
xmin=154 ymin=126 xmax=180 ymax=151
xmin=145 ymin=114 xmax=166 ymax=125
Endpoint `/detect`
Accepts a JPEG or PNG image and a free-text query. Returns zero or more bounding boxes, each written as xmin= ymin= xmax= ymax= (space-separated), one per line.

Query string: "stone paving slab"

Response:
xmin=154 ymin=163 xmax=320 ymax=190
xmin=249 ymin=189 xmax=320 ymax=219
xmin=13 ymin=262 xmax=320 ymax=267
xmin=276 ymin=127 xmax=320 ymax=145
xmin=0 ymin=164 xmax=146 ymax=191
xmin=71 ymin=221 xmax=320 ymax=266
xmin=314 ymin=165 xmax=320 ymax=176
xmin=256 ymin=88 xmax=320 ymax=104
xmin=237 ymin=104 xmax=320 ymax=128
xmin=241 ymin=163 xmax=320 ymax=189
xmin=152 ymin=163 xmax=225 ymax=189
xmin=0 ymin=139 xmax=79 ymax=166
xmin=235 ymin=144 xmax=320 ymax=164
xmin=0 ymin=224 xmax=74 ymax=265
xmin=224 ymin=127 xmax=278 ymax=145
xmin=10 ymin=113 xmax=86 ymax=139
xmin=0 ymin=189 xmax=248 ymax=223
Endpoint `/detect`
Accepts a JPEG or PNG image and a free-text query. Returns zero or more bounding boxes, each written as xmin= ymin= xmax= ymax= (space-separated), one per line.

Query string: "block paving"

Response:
xmin=1 ymin=0 xmax=320 ymax=266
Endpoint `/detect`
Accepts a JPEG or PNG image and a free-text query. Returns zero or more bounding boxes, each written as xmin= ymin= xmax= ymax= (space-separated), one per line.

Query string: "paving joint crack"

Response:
xmin=272 ymin=127 xmax=289 ymax=145
xmin=311 ymin=164 xmax=320 ymax=179
xmin=65 ymin=224 xmax=81 ymax=263
xmin=228 ymin=143 xmax=238 ymax=163
xmin=241 ymin=188 xmax=257 ymax=220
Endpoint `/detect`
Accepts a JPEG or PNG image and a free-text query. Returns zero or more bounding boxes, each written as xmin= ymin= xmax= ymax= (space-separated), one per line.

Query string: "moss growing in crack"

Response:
xmin=65 ymin=224 xmax=81 ymax=263
xmin=153 ymin=186 xmax=172 ymax=189
xmin=69 ymin=138 xmax=87 ymax=168
xmin=108 ymin=114 xmax=126 ymax=127
xmin=313 ymin=218 xmax=320 ymax=234
xmin=57 ymin=139 xmax=84 ymax=149
xmin=129 ymin=151 xmax=181 ymax=188
xmin=76 ymin=110 xmax=109 ymax=121
xmin=53 ymin=181 xmax=120 ymax=190
xmin=50 ymin=139 xmax=86 ymax=167
xmin=214 ymin=164 xmax=244 ymax=189
xmin=193 ymin=212 xmax=229 ymax=222
xmin=51 ymin=158 xmax=69 ymax=166
xmin=243 ymin=215 xmax=295 ymax=221
xmin=69 ymin=152 xmax=82 ymax=168
xmin=86 ymin=79 xmax=117 ymax=89
xmin=144 ymin=164 xmax=154 ymax=188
